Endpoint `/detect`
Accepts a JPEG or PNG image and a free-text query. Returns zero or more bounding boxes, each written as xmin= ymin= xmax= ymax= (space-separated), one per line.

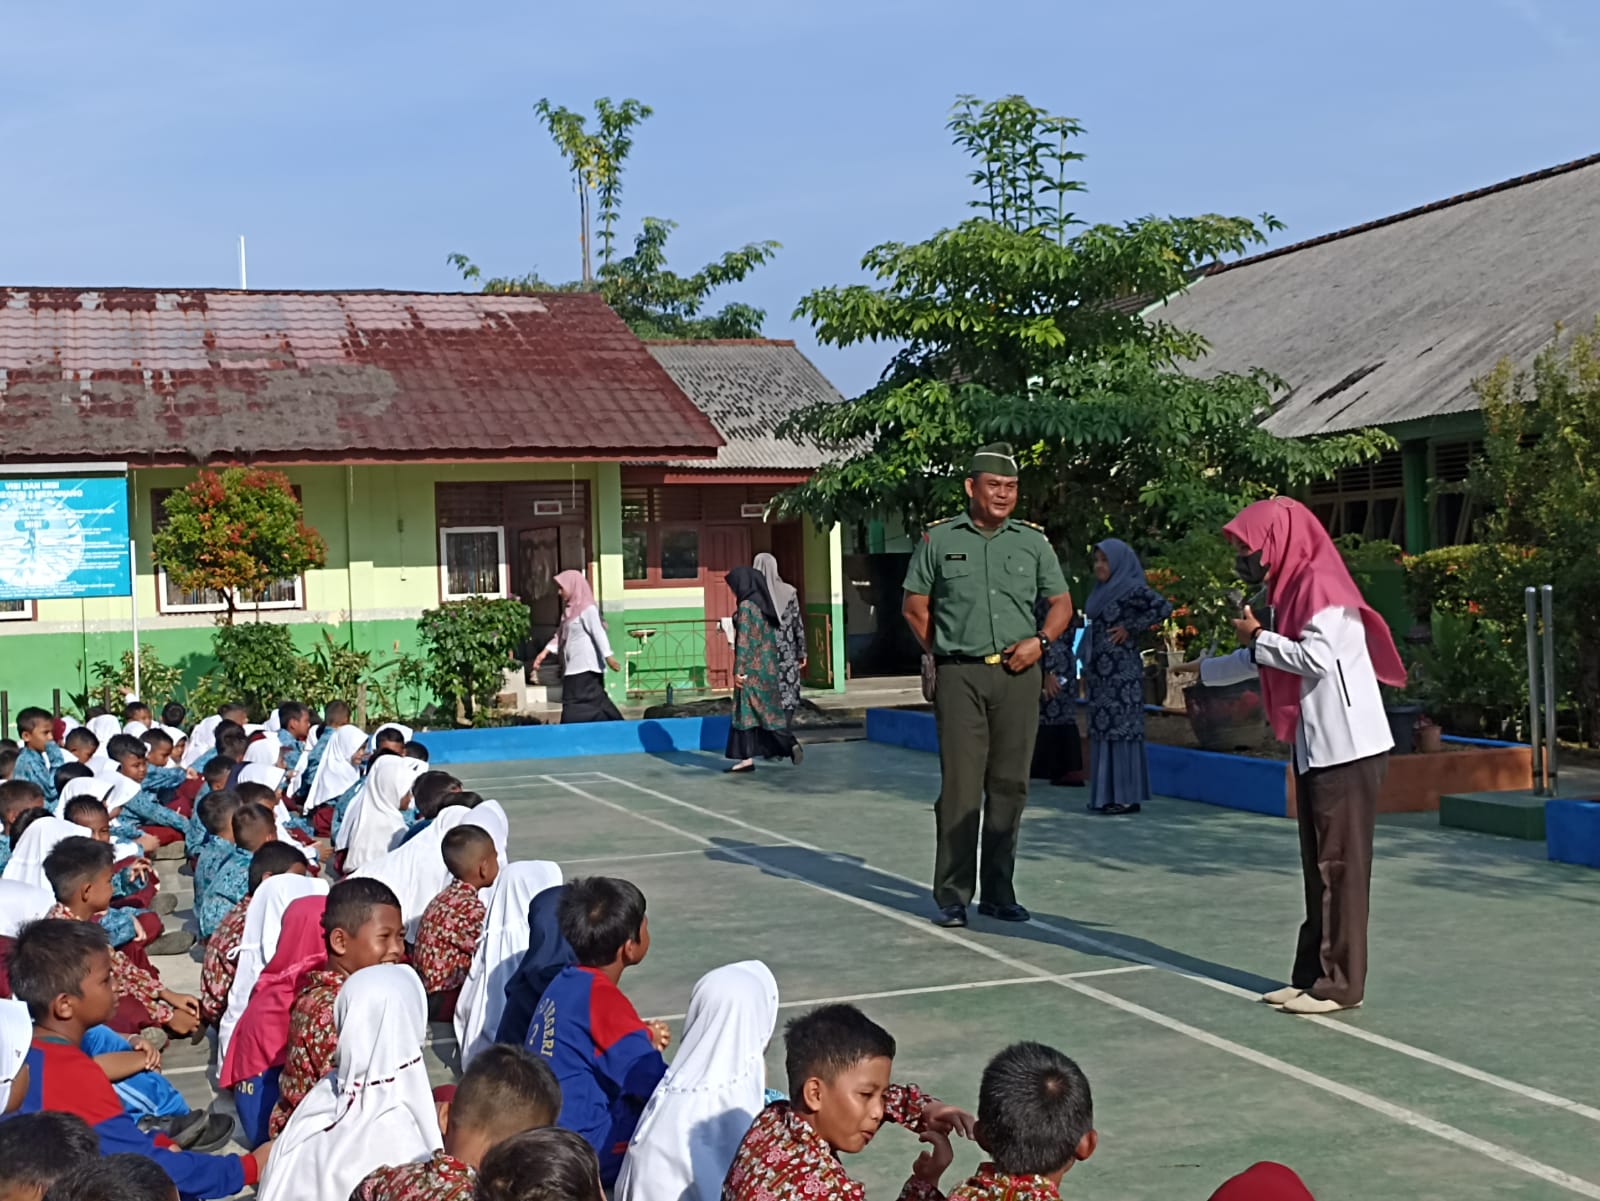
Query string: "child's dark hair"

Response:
xmin=45 ymin=1153 xmax=178 ymax=1201
xmin=783 ymin=1004 xmax=897 ymax=1098
xmin=0 ymin=777 xmax=46 ymax=830
xmin=197 ymin=788 xmax=243 ymax=836
xmin=324 ymin=699 xmax=351 ymax=724
xmin=232 ymin=802 xmax=277 ymax=850
xmin=16 ymin=706 xmax=53 ymax=737
xmin=235 ymin=782 xmax=277 ymax=809
xmin=62 ymin=727 xmax=99 ymax=757
xmin=0 ymin=738 xmax=16 ymax=755
xmin=249 ymin=840 xmax=309 ymax=892
xmin=323 ymin=877 xmax=402 ymax=945
xmin=452 ymin=1044 xmax=563 ymax=1145
xmin=202 ymin=755 xmax=237 ymax=787
xmin=161 ymin=702 xmax=187 ymax=727
xmin=374 ymin=725 xmax=407 ymax=749
xmin=105 ymin=733 xmax=145 ymax=763
xmin=977 ymin=1042 xmax=1094 ymax=1178
xmin=9 ymin=804 xmax=52 ymax=847
xmin=403 ymin=739 xmax=430 ymax=762
xmin=474 ymin=1127 xmax=603 ymax=1201
xmin=219 ymin=701 xmax=249 ymax=720
xmin=0 ymin=1112 xmax=100 ymax=1197
xmin=558 ymin=877 xmax=647 ymax=968
xmin=442 ymin=825 xmax=496 ymax=880
xmin=278 ymin=701 xmax=310 ymax=728
xmin=54 ymin=761 xmax=94 ymax=797
xmin=44 ymin=837 xmax=114 ymax=902
xmin=8 ymin=917 xmax=111 ymax=1019
xmin=412 ymin=771 xmax=463 ymax=820
xmin=122 ymin=701 xmax=151 ymax=723
xmin=62 ymin=796 xmax=109 ymax=827
xmin=216 ymin=729 xmax=248 ymax=761
xmin=0 ymin=747 xmax=17 ymax=779
xmin=140 ymin=728 xmax=174 ymax=754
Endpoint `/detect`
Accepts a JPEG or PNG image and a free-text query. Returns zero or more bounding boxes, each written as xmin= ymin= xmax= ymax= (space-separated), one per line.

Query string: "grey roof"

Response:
xmin=642 ymin=341 xmax=842 ymax=470
xmin=1152 ymin=152 xmax=1600 ymax=437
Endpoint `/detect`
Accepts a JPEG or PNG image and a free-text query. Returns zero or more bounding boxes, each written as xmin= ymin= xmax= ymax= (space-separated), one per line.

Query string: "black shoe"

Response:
xmin=977 ymin=901 xmax=1031 ymax=922
xmin=790 ymin=742 xmax=805 ymax=766
xmin=1090 ymin=802 xmax=1138 ymax=816
xmin=164 ymin=1109 xmax=233 ymax=1151
xmin=933 ymin=904 xmax=968 ymax=928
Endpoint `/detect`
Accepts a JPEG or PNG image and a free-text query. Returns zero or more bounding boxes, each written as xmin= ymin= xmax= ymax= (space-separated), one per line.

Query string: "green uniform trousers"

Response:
xmin=932 ymin=659 xmax=1041 ymax=909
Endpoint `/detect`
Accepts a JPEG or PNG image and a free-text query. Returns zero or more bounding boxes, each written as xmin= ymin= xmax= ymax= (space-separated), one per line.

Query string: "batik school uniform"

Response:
xmin=200 ymin=895 xmax=252 ymax=1025
xmin=95 ymin=895 xmax=161 ymax=951
xmin=107 ymin=852 xmax=159 ymax=913
xmin=20 ymin=1034 xmax=258 ymax=1200
xmin=0 ymin=833 xmax=11 ymax=873
xmin=196 ymin=844 xmax=252 ymax=939
xmin=353 ymin=1150 xmax=475 ymax=1201
xmin=115 ymin=776 xmax=201 ymax=853
xmin=13 ymin=743 xmax=65 ymax=808
xmin=723 ymin=1086 xmax=938 ymax=1201
xmin=268 ymin=967 xmax=344 ymax=1138
xmin=45 ymin=903 xmax=173 ymax=1034
xmin=946 ymin=1164 xmax=1060 ymax=1201
xmin=412 ymin=880 xmax=486 ymax=1020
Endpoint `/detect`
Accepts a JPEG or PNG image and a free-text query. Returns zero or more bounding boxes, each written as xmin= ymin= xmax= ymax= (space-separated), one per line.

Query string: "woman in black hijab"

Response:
xmin=724 ymin=567 xmax=802 ymax=773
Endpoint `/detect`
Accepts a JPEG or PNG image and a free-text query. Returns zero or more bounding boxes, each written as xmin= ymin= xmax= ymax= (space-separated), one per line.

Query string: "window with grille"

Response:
xmin=0 ymin=599 xmax=33 ymax=622
xmin=1431 ymin=440 xmax=1484 ymax=547
xmin=439 ymin=527 xmax=508 ymax=600
xmin=151 ymin=488 xmax=306 ymax=614
xmin=1307 ymin=450 xmax=1406 ymax=542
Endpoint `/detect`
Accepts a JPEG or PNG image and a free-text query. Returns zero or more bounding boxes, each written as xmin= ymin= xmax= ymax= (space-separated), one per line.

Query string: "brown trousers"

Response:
xmin=1292 ymin=752 xmax=1387 ymax=1006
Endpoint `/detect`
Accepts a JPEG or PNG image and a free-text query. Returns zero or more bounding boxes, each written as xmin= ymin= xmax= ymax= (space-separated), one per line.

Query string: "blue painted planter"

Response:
xmin=416 ymin=716 xmax=731 ymax=765
xmin=1545 ymin=799 xmax=1600 ymax=869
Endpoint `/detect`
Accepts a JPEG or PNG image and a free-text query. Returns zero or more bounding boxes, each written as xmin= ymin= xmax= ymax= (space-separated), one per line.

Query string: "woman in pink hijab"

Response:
xmin=531 ymin=570 xmax=625 ymax=723
xmin=1180 ymin=497 xmax=1405 ymax=1015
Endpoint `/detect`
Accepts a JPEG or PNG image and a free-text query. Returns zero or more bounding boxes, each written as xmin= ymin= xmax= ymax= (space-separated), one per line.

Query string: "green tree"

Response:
xmin=777 ymin=95 xmax=1391 ymax=585
xmin=534 ymin=96 xmax=653 ymax=282
xmin=151 ymin=468 xmax=326 ymax=625
xmin=416 ymin=597 xmax=531 ymax=724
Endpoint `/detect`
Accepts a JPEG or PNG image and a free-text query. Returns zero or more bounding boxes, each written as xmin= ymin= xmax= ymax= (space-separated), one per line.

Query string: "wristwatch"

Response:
xmin=1036 ymin=633 xmax=1049 ymax=653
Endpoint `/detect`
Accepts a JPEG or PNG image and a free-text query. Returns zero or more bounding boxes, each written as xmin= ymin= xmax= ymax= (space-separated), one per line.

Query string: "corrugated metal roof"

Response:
xmin=0 ymin=289 xmax=723 ymax=464
xmin=1151 ymin=152 xmax=1600 ymax=437
xmin=642 ymin=340 xmax=842 ymax=471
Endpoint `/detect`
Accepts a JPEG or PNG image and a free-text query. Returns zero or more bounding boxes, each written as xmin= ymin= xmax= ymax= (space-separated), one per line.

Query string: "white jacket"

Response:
xmin=1201 ymin=605 xmax=1393 ymax=772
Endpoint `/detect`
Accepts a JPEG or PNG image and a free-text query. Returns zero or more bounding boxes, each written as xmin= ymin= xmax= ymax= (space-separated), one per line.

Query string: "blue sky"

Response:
xmin=4 ymin=0 xmax=1597 ymax=397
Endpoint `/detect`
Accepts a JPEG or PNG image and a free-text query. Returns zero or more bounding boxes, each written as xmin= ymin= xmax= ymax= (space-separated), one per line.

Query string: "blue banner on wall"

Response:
xmin=0 ymin=477 xmax=131 ymax=600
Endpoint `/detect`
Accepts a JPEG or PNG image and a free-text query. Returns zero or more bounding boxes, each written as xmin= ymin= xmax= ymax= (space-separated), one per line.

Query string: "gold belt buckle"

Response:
xmin=983 ymin=653 xmax=1003 ymax=666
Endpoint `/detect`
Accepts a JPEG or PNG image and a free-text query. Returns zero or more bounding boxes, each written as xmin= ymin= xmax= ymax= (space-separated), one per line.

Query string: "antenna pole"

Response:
xmin=239 ymin=236 xmax=248 ymax=290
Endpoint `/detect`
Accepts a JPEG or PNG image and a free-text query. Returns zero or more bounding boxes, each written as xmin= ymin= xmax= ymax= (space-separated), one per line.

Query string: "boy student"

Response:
xmin=141 ymin=731 xmax=199 ymax=817
xmin=533 ymin=877 xmax=672 ymax=1186
xmin=60 ymin=798 xmax=168 ymax=946
xmin=946 ymin=1043 xmax=1095 ymax=1201
xmin=42 ymin=837 xmax=201 ymax=1037
xmin=413 ymin=825 xmax=499 ymax=1018
xmin=275 ymin=702 xmax=314 ymax=784
xmin=199 ymin=839 xmax=309 ymax=1026
xmin=43 ymin=1153 xmax=181 ymax=1201
xmin=0 ymin=778 xmax=48 ymax=872
xmin=268 ymin=876 xmax=406 ymax=1137
xmin=0 ymin=747 xmax=17 ymax=783
xmin=474 ymin=1128 xmax=605 ymax=1201
xmin=104 ymin=736 xmax=199 ymax=857
xmin=0 ymin=1111 xmax=101 ymax=1201
xmin=14 ymin=708 xmax=66 ymax=809
xmin=8 ymin=919 xmax=269 ymax=1197
xmin=190 ymin=790 xmax=244 ymax=904
xmin=61 ymin=727 xmax=100 ymax=767
xmin=196 ymin=802 xmax=275 ymax=939
xmin=352 ymin=1044 xmax=562 ymax=1201
xmin=722 ymin=1004 xmax=975 ymax=1201
xmin=122 ymin=702 xmax=154 ymax=736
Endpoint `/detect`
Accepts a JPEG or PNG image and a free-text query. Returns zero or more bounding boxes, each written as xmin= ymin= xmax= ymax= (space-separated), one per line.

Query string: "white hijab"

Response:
xmin=181 ymin=714 xmax=224 ymax=768
xmin=87 ymin=715 xmax=121 ymax=746
xmin=0 ymin=878 xmax=54 ymax=936
xmin=59 ymin=777 xmax=109 ymax=806
xmin=218 ymin=873 xmax=330 ymax=1061
xmin=244 ymin=737 xmax=282 ymax=767
xmin=0 ymin=999 xmax=31 ymax=1100
xmin=615 ymin=961 xmax=780 ymax=1201
xmin=305 ymin=725 xmax=367 ymax=812
xmin=339 ymin=756 xmax=424 ymax=872
xmin=92 ymin=759 xmax=126 ymax=788
xmin=262 ymin=793 xmax=321 ymax=867
xmin=257 ymin=964 xmax=440 ymax=1201
xmin=123 ymin=720 xmax=149 ymax=738
xmin=365 ymin=724 xmax=413 ymax=755
xmin=1 ymin=816 xmax=84 ymax=891
xmin=454 ymin=859 xmax=562 ymax=1068
xmin=353 ymin=800 xmax=507 ymax=942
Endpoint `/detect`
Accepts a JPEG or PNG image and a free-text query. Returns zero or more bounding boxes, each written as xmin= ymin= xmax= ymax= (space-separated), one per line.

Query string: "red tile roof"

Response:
xmin=0 ymin=289 xmax=724 ymax=465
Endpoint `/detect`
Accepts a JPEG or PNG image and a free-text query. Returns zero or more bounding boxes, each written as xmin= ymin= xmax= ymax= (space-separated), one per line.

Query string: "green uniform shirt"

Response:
xmin=903 ymin=514 xmax=1068 ymax=658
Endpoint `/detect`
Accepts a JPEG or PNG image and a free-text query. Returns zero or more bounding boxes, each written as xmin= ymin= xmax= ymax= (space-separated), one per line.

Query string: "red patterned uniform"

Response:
xmin=199 ymin=895 xmax=251 ymax=1025
xmin=722 ymin=1085 xmax=940 ymax=1201
xmin=47 ymin=903 xmax=172 ymax=1025
xmin=946 ymin=1165 xmax=1062 ymax=1201
xmin=411 ymin=880 xmax=486 ymax=994
xmin=267 ymin=967 xmax=343 ymax=1137
xmin=353 ymin=1151 xmax=475 ymax=1201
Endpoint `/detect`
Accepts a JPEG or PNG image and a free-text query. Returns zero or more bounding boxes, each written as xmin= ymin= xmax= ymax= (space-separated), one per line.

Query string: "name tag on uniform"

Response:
xmin=944 ymin=553 xmax=967 ymax=561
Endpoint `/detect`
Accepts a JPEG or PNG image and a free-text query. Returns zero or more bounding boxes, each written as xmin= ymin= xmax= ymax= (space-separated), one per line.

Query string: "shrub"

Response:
xmin=211 ymin=623 xmax=299 ymax=721
xmin=79 ymin=645 xmax=183 ymax=713
xmin=416 ymin=598 xmax=531 ymax=723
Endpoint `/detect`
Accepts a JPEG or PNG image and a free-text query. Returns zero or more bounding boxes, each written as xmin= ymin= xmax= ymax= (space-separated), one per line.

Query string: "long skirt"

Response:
xmin=560 ymin=671 xmax=624 ymax=724
xmin=1031 ymin=721 xmax=1084 ymax=785
xmin=1088 ymin=737 xmax=1151 ymax=810
xmin=726 ymin=726 xmax=797 ymax=762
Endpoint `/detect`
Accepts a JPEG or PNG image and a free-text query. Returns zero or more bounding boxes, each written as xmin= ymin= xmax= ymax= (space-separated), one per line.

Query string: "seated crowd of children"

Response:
xmin=0 ymin=695 xmax=1316 ymax=1201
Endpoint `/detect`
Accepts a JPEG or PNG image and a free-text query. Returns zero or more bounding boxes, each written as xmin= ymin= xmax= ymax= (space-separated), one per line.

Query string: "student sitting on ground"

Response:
xmin=7 ymin=919 xmax=268 ymax=1197
xmin=59 ymin=798 xmax=165 ymax=949
xmin=945 ymin=1042 xmax=1096 ymax=1201
xmin=533 ymin=877 xmax=672 ymax=1186
xmin=722 ymin=1004 xmax=975 ymax=1201
xmin=274 ymin=703 xmax=315 ymax=796
xmin=191 ymin=790 xmax=244 ymax=904
xmin=200 ymin=841 xmax=311 ymax=1028
xmin=40 ymin=837 xmax=201 ymax=1039
xmin=302 ymin=714 xmax=366 ymax=840
xmin=0 ymin=748 xmax=14 ymax=783
xmin=196 ymin=801 xmax=277 ymax=939
xmin=122 ymin=702 xmax=154 ymax=737
xmin=193 ymin=755 xmax=236 ymax=816
xmin=296 ymin=700 xmax=347 ymax=806
xmin=141 ymin=730 xmax=199 ymax=817
xmin=61 ymin=728 xmax=99 ymax=769
xmin=42 ymin=1152 xmax=181 ymax=1201
xmin=13 ymin=709 xmax=66 ymax=811
xmin=354 ymin=1044 xmax=562 ymax=1201
xmin=59 ymin=776 xmax=165 ymax=892
xmin=268 ymin=877 xmax=407 ymax=1137
xmin=104 ymin=736 xmax=199 ymax=856
xmin=0 ymin=779 xmax=49 ymax=873
xmin=475 ymin=1128 xmax=605 ymax=1201
xmin=413 ymin=825 xmax=499 ymax=1021
xmin=327 ymin=726 xmax=406 ymax=843
xmin=0 ymin=1111 xmax=101 ymax=1201
xmin=394 ymin=771 xmax=465 ymax=846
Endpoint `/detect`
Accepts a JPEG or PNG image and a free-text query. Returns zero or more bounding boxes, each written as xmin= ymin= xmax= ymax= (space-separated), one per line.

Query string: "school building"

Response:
xmin=0 ymin=288 xmax=847 ymax=710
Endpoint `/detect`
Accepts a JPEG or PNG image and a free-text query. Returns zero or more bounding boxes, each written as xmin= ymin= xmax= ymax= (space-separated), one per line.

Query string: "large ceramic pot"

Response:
xmin=1184 ymin=678 xmax=1265 ymax=751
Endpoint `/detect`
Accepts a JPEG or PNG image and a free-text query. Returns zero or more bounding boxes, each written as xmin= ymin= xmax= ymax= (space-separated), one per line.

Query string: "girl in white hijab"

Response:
xmin=339 ymin=755 xmax=425 ymax=873
xmin=615 ymin=961 xmax=780 ymax=1201
xmin=304 ymin=724 xmax=367 ymax=814
xmin=1 ymin=815 xmax=83 ymax=890
xmin=218 ymin=874 xmax=330 ymax=1062
xmin=181 ymin=713 xmax=224 ymax=768
xmin=1 ymin=998 xmax=31 ymax=1113
xmin=257 ymin=964 xmax=440 ymax=1201
xmin=454 ymin=859 xmax=562 ymax=1068
xmin=243 ymin=737 xmax=284 ymax=768
xmin=354 ymin=801 xmax=509 ymax=942
xmin=0 ymin=878 xmax=54 ymax=938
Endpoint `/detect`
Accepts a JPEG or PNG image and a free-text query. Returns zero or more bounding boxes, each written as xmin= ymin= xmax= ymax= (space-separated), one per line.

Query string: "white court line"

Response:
xmin=593 ymin=772 xmax=1600 ymax=1127
xmin=562 ymin=844 xmax=781 ymax=867
xmin=541 ymin=774 xmax=1600 ymax=1197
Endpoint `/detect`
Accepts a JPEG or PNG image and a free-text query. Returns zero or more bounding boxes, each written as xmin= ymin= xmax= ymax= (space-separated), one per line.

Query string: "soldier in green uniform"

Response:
xmin=902 ymin=444 xmax=1074 ymax=928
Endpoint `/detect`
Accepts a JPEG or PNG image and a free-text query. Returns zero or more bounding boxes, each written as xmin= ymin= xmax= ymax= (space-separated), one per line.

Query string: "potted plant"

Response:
xmin=1414 ymin=714 xmax=1443 ymax=754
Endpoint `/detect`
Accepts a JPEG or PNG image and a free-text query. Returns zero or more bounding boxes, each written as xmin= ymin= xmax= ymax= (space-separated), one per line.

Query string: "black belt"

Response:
xmin=934 ymin=653 xmax=1005 ymax=667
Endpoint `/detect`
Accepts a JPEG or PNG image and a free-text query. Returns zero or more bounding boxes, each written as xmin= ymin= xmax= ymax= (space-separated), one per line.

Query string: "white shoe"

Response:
xmin=1282 ymin=993 xmax=1361 ymax=1015
xmin=1260 ymin=986 xmax=1303 ymax=1007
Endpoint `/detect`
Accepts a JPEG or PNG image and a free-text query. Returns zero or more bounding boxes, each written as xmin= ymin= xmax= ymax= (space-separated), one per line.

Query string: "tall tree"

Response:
xmin=533 ymin=96 xmax=653 ymax=283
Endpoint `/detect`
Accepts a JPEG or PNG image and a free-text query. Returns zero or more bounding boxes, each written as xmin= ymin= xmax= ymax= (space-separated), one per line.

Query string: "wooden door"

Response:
xmin=702 ymin=525 xmax=752 ymax=689
xmin=770 ymin=522 xmax=806 ymax=607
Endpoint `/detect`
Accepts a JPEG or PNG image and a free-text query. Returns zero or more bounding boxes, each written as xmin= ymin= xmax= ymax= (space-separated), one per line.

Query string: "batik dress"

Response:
xmin=1030 ymin=601 xmax=1084 ymax=786
xmin=774 ymin=594 xmax=806 ymax=716
xmin=726 ymin=597 xmax=799 ymax=763
xmin=1083 ymin=585 xmax=1172 ymax=810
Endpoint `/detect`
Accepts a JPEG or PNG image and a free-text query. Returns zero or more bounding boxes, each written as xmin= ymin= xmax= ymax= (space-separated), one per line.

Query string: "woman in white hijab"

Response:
xmin=454 ymin=860 xmax=562 ymax=1068
xmin=354 ymin=801 xmax=509 ymax=942
xmin=1 ymin=815 xmax=83 ymax=890
xmin=615 ymin=961 xmax=780 ymax=1201
xmin=257 ymin=963 xmax=440 ymax=1201
xmin=338 ymin=755 xmax=425 ymax=873
xmin=218 ymin=874 xmax=330 ymax=1062
xmin=0 ymin=878 xmax=54 ymax=938
xmin=1 ymin=998 xmax=31 ymax=1113
xmin=304 ymin=724 xmax=367 ymax=815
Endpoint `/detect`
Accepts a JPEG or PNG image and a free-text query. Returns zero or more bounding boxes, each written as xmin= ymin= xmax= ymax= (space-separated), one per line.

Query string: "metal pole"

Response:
xmin=129 ymin=537 xmax=141 ymax=702
xmin=52 ymin=689 xmax=60 ymax=719
xmin=1524 ymin=588 xmax=1543 ymax=794
xmin=1542 ymin=584 xmax=1558 ymax=796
